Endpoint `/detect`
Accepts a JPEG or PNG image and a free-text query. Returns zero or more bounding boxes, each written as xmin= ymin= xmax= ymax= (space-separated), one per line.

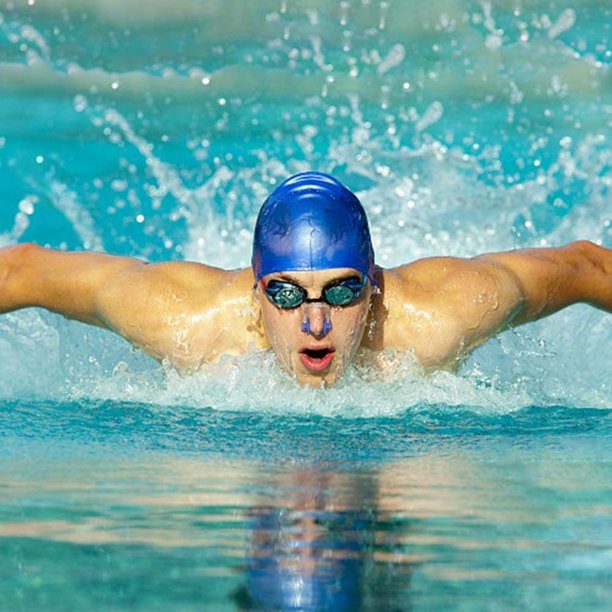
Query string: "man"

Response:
xmin=0 ymin=172 xmax=610 ymax=386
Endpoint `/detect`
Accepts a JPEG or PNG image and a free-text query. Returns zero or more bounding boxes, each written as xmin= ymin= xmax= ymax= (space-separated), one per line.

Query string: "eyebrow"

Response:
xmin=273 ymin=273 xmax=362 ymax=284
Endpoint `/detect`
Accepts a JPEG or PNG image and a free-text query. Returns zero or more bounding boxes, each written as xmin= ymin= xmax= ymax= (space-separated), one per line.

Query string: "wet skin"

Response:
xmin=256 ymin=268 xmax=372 ymax=387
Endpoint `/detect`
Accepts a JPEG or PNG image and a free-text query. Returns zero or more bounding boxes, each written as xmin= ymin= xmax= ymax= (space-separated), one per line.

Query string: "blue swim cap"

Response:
xmin=252 ymin=172 xmax=375 ymax=282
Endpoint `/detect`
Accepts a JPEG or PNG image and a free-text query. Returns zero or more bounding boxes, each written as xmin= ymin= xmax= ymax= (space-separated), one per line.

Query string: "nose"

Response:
xmin=300 ymin=303 xmax=332 ymax=337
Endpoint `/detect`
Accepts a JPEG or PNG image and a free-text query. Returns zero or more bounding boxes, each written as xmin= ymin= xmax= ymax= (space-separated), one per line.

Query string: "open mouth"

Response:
xmin=299 ymin=348 xmax=335 ymax=372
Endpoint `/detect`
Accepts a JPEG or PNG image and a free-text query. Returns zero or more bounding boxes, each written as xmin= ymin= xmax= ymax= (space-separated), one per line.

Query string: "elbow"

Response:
xmin=3 ymin=241 xmax=40 ymax=260
xmin=568 ymin=240 xmax=596 ymax=255
xmin=1 ymin=242 xmax=37 ymax=279
xmin=569 ymin=239 xmax=605 ymax=260
xmin=566 ymin=240 xmax=612 ymax=311
xmin=0 ymin=243 xmax=40 ymax=311
xmin=569 ymin=240 xmax=611 ymax=274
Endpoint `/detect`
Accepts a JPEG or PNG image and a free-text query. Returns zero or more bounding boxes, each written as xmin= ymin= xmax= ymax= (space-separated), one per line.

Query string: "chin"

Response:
xmin=294 ymin=364 xmax=343 ymax=387
xmin=296 ymin=373 xmax=338 ymax=387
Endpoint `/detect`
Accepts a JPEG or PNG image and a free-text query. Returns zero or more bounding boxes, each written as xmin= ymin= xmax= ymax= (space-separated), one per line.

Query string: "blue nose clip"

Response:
xmin=300 ymin=303 xmax=332 ymax=337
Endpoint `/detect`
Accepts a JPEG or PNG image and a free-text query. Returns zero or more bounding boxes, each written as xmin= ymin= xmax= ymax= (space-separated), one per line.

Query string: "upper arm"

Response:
xmin=1 ymin=243 xmax=249 ymax=365
xmin=0 ymin=244 xmax=227 ymax=349
xmin=0 ymin=243 xmax=145 ymax=325
xmin=427 ymin=241 xmax=611 ymax=346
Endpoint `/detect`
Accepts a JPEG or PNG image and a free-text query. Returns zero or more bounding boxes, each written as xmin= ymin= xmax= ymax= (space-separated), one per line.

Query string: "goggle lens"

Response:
xmin=323 ymin=277 xmax=365 ymax=305
xmin=266 ymin=284 xmax=305 ymax=309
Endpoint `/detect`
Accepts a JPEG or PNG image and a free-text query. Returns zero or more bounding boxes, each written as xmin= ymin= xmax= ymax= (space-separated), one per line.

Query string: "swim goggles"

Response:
xmin=262 ymin=275 xmax=367 ymax=310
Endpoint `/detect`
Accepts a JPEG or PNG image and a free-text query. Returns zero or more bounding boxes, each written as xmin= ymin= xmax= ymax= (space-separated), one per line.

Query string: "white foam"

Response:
xmin=47 ymin=310 xmax=608 ymax=416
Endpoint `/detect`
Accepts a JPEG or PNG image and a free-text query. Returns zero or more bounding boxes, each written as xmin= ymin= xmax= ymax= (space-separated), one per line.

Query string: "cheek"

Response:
xmin=261 ymin=304 xmax=300 ymax=345
xmin=333 ymin=304 xmax=369 ymax=348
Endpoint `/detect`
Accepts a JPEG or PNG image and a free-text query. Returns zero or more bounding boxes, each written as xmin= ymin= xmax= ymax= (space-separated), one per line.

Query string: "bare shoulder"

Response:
xmin=373 ymin=256 xmax=524 ymax=368
xmin=384 ymin=255 xmax=523 ymax=306
xmin=95 ymin=261 xmax=255 ymax=367
xmin=97 ymin=259 xmax=248 ymax=307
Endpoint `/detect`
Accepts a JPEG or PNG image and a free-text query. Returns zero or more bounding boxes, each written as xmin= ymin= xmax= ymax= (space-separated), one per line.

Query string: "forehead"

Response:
xmin=263 ymin=267 xmax=361 ymax=287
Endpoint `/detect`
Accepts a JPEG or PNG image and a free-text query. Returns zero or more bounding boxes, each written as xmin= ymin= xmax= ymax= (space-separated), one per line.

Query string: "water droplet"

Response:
xmin=73 ymin=95 xmax=87 ymax=112
xmin=18 ymin=197 xmax=36 ymax=214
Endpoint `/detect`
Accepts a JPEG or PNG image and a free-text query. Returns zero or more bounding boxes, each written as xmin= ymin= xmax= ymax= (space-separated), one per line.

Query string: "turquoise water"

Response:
xmin=0 ymin=0 xmax=611 ymax=609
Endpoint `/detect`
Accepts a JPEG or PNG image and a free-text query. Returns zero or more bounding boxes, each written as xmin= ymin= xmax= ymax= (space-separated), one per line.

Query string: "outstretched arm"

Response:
xmin=384 ymin=240 xmax=611 ymax=369
xmin=476 ymin=240 xmax=611 ymax=325
xmin=0 ymin=243 xmax=239 ymax=366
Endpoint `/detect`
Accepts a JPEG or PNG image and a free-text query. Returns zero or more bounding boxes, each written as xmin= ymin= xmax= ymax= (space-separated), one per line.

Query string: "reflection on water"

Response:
xmin=1 ymin=402 xmax=611 ymax=609
xmin=238 ymin=468 xmax=403 ymax=610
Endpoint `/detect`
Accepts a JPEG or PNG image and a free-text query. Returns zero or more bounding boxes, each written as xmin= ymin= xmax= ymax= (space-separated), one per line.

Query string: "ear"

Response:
xmin=252 ymin=277 xmax=264 ymax=301
xmin=248 ymin=292 xmax=267 ymax=340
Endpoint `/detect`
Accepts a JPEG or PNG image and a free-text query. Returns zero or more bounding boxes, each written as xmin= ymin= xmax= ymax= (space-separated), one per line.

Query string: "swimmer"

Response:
xmin=0 ymin=172 xmax=610 ymax=386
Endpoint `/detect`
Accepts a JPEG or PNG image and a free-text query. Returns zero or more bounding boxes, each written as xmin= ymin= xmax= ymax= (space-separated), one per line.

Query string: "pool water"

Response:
xmin=0 ymin=0 xmax=610 ymax=609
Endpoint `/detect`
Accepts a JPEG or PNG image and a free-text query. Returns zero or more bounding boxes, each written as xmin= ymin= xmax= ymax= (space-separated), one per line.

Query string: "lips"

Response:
xmin=299 ymin=347 xmax=335 ymax=372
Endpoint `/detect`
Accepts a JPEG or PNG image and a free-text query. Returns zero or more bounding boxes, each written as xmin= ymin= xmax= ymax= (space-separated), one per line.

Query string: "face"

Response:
xmin=256 ymin=268 xmax=372 ymax=387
